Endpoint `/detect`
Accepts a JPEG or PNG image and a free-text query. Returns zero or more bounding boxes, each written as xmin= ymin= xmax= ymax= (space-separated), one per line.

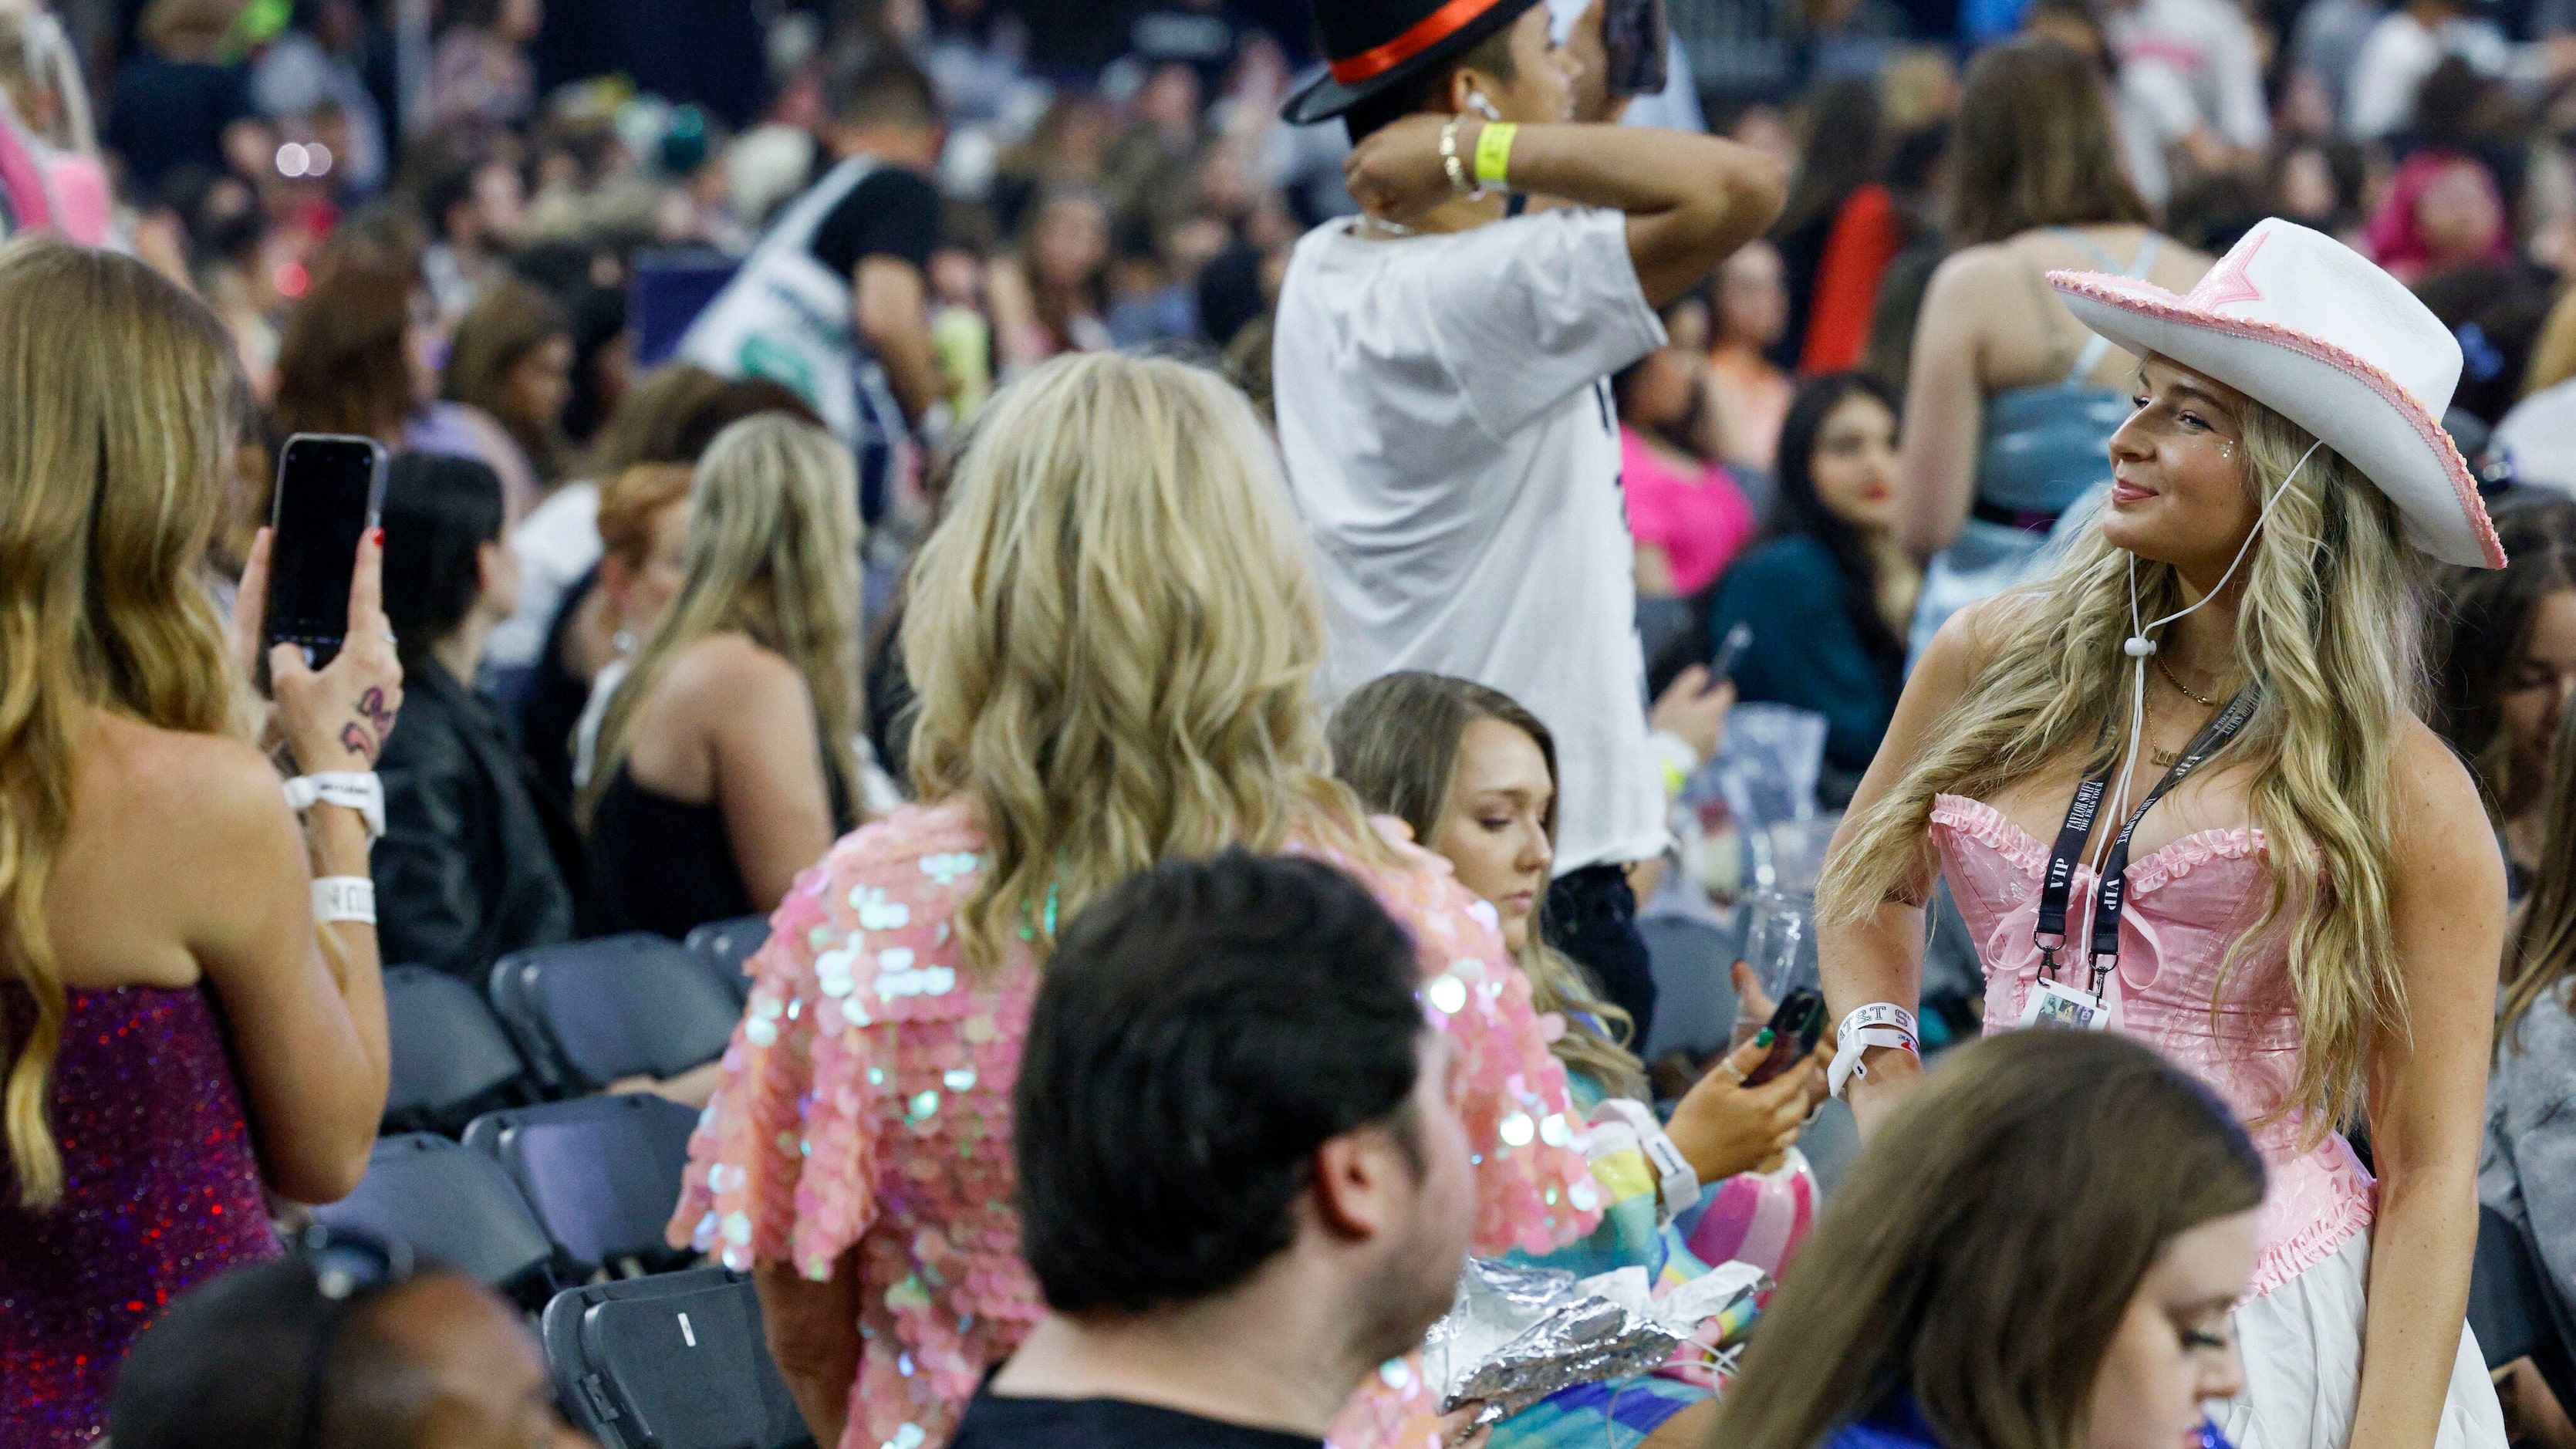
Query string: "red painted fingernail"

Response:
xmin=370 ymin=527 xmax=383 ymax=545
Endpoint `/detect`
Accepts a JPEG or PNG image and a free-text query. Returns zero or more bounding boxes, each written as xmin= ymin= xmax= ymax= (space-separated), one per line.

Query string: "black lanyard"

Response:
xmin=2034 ymin=688 xmax=2260 ymax=993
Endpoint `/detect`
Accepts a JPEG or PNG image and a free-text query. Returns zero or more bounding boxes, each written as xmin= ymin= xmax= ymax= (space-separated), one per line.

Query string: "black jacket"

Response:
xmin=373 ymin=657 xmax=581 ymax=981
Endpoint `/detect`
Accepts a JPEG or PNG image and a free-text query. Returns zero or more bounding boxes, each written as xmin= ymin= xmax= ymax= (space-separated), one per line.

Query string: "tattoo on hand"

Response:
xmin=341 ymin=686 xmax=394 ymax=762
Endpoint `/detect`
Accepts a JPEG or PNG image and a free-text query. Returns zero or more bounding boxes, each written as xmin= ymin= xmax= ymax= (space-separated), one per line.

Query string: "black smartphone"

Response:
xmin=265 ymin=434 xmax=387 ymax=669
xmin=1742 ymin=986 xmax=1826 ymax=1088
xmin=1603 ymin=0 xmax=1670 ymax=101
xmin=1711 ymin=621 xmax=1754 ymax=684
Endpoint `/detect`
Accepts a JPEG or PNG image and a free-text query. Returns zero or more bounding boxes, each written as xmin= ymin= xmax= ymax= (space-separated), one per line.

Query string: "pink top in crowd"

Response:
xmin=667 ymin=797 xmax=1603 ymax=1449
xmin=1931 ymin=795 xmax=2375 ymax=1298
xmin=1620 ymin=428 xmax=1757 ymax=598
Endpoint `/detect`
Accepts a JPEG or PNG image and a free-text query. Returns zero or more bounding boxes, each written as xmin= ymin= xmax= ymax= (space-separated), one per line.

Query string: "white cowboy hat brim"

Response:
xmin=2049 ymin=269 xmax=2505 ymax=570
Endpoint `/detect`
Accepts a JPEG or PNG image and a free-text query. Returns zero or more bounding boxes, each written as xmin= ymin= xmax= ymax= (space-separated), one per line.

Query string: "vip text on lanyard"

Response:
xmin=2034 ymin=689 xmax=2262 ymax=993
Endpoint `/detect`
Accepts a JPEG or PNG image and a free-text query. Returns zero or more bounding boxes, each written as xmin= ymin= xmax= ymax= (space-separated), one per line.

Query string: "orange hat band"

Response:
xmin=1326 ymin=0 xmax=1511 ymax=84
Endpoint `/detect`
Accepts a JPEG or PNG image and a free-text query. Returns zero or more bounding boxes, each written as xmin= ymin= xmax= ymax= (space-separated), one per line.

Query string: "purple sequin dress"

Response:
xmin=2 ymin=985 xmax=279 ymax=1447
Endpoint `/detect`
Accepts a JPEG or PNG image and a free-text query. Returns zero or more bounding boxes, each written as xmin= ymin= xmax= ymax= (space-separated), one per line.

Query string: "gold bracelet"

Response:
xmin=1439 ymin=114 xmax=1472 ymax=196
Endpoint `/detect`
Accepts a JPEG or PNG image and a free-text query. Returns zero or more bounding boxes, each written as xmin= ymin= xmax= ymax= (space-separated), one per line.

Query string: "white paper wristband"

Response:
xmin=1592 ymin=1096 xmax=1703 ymax=1219
xmin=312 ymin=876 xmax=376 ymax=925
xmin=284 ymin=772 xmax=385 ymax=839
xmin=1828 ymin=1003 xmax=1920 ymax=1101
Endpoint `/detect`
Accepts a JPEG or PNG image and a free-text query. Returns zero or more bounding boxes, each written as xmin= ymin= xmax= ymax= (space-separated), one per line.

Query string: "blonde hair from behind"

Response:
xmin=903 ymin=352 xmax=1372 ymax=971
xmin=1821 ymin=394 xmax=2426 ymax=1134
xmin=1328 ymin=672 xmax=1647 ymax=1102
xmin=582 ymin=414 xmax=866 ymax=828
xmin=1708 ymin=1030 xmax=2264 ymax=1449
xmin=0 ymin=240 xmax=244 ymax=1207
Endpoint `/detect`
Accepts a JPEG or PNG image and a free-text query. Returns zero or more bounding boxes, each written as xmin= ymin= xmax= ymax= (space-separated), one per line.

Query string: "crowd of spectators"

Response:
xmin=10 ymin=0 xmax=2576 ymax=1444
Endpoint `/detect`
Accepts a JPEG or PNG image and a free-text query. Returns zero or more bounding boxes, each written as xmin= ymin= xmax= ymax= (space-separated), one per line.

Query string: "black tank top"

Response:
xmin=589 ymin=761 xmax=856 ymax=939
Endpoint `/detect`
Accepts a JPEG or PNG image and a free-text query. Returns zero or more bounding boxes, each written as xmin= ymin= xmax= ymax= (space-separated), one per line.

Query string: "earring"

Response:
xmin=1467 ymin=92 xmax=1503 ymax=122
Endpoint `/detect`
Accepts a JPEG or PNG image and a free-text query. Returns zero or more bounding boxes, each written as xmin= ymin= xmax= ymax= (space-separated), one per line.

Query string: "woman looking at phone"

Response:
xmin=0 ymin=241 xmax=401 ymax=1445
xmin=1330 ymin=672 xmax=1825 ymax=1184
xmin=1331 ymin=670 xmax=1826 ymax=1448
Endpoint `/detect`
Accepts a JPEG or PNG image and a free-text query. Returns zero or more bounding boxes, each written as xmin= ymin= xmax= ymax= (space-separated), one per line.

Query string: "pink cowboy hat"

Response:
xmin=2049 ymin=216 xmax=2506 ymax=569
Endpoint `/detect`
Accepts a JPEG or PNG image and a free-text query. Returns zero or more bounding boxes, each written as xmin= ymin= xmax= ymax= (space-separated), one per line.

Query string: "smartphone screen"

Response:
xmin=266 ymin=435 xmax=386 ymax=667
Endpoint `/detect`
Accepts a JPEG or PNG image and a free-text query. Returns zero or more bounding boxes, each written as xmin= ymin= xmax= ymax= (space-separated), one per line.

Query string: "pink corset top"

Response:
xmin=1930 ymin=794 xmax=2374 ymax=1297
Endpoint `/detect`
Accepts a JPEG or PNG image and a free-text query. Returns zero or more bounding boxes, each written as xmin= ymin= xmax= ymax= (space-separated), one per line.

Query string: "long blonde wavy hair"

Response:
xmin=1327 ymin=672 xmax=1649 ymax=1101
xmin=0 ymin=241 xmax=244 ymax=1207
xmin=582 ymin=414 xmax=865 ymax=826
xmin=1821 ymin=393 xmax=2427 ymax=1133
xmin=904 ymin=352 xmax=1374 ymax=972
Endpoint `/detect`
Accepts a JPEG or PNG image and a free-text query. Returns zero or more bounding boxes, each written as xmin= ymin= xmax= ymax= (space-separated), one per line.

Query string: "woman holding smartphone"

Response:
xmin=0 ymin=241 xmax=402 ymax=1447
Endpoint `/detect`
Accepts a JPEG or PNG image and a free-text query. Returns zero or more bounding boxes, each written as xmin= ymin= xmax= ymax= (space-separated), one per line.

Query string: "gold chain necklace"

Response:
xmin=2153 ymin=653 xmax=2222 ymax=708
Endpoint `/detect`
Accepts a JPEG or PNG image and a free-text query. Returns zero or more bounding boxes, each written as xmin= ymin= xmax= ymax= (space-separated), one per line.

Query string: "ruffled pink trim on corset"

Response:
xmin=1929 ymin=795 xmax=2051 ymax=877
xmin=2247 ymin=1148 xmax=2376 ymax=1298
xmin=2122 ymin=826 xmax=2265 ymax=896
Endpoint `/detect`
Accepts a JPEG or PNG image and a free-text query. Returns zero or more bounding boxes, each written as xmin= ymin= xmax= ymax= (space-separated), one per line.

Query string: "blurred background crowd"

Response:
xmin=23 ymin=0 xmax=2576 ymax=524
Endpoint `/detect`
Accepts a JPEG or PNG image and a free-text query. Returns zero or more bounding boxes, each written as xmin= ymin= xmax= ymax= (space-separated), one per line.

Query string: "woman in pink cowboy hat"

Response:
xmin=1817 ymin=216 xmax=2511 ymax=1448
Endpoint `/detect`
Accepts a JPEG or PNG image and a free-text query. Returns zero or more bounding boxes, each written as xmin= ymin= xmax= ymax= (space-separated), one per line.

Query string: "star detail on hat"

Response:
xmin=2186 ymin=231 xmax=2267 ymax=310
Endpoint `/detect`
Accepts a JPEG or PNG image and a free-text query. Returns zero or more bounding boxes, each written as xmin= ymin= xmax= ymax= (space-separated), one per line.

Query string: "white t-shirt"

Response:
xmin=1274 ymin=208 xmax=1669 ymax=874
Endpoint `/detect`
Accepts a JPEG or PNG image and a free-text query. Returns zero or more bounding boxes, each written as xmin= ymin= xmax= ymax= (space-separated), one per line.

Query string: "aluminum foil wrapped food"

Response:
xmin=1420 ymin=1258 xmax=1771 ymax=1426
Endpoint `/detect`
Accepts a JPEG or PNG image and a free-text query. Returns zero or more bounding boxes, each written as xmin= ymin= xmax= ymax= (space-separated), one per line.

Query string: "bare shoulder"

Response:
xmin=658 ymin=634 xmax=813 ymax=726
xmin=2390 ymin=716 xmax=2493 ymax=840
xmin=85 ymin=715 xmax=295 ymax=848
xmin=1923 ymin=243 xmax=2021 ymax=306
xmin=2389 ymin=715 xmax=2505 ymax=880
xmin=1916 ymin=593 xmax=2028 ymax=695
xmin=667 ymin=633 xmax=805 ymax=695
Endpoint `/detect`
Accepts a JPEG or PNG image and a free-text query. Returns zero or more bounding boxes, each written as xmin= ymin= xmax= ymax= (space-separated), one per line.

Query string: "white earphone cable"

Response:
xmin=2099 ymin=438 xmax=2324 ymax=870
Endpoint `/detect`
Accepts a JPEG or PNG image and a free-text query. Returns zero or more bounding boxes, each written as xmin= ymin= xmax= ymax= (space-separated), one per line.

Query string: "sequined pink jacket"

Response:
xmin=1932 ymin=795 xmax=2375 ymax=1297
xmin=667 ymin=800 xmax=1603 ymax=1449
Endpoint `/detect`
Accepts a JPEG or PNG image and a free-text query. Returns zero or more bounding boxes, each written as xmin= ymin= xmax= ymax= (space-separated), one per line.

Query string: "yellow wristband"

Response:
xmin=1474 ymin=120 xmax=1518 ymax=189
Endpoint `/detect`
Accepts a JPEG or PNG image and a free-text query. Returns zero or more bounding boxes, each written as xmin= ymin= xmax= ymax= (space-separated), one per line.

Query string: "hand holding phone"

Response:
xmin=245 ymin=435 xmax=404 ymax=775
xmin=1741 ymin=987 xmax=1826 ymax=1088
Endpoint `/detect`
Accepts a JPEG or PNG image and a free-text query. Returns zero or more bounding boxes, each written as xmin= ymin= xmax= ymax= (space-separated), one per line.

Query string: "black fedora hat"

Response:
xmin=1282 ymin=0 xmax=1544 ymax=126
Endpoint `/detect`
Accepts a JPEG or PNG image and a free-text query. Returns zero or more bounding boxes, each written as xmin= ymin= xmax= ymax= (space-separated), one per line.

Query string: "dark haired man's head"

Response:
xmin=1014 ymin=851 xmax=1472 ymax=1363
xmin=824 ymin=52 xmax=944 ymax=167
xmin=110 ymin=1257 xmax=582 ymax=1449
xmin=380 ymin=452 xmax=514 ymax=674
